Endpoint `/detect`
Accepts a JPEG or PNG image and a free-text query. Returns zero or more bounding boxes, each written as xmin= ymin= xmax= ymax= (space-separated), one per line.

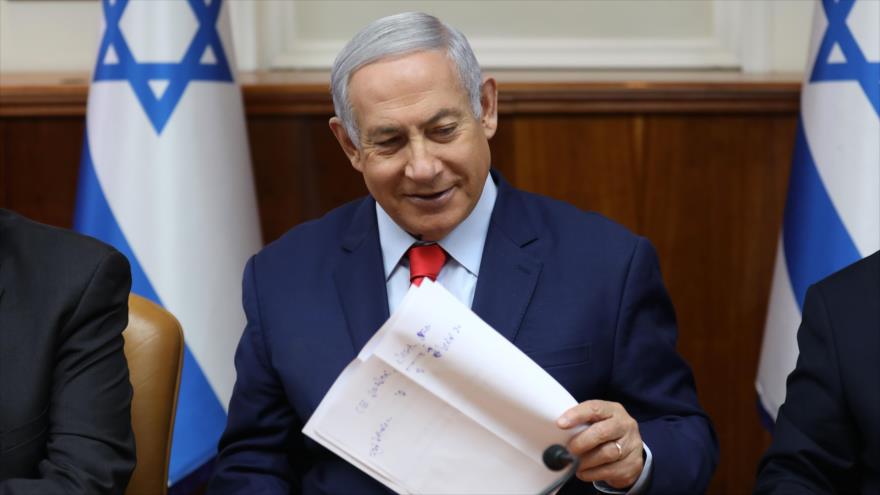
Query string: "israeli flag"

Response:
xmin=73 ymin=0 xmax=261 ymax=483
xmin=756 ymin=0 xmax=879 ymax=424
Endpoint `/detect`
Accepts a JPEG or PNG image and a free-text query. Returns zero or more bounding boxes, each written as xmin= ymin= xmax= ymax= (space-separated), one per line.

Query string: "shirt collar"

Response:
xmin=376 ymin=171 xmax=498 ymax=280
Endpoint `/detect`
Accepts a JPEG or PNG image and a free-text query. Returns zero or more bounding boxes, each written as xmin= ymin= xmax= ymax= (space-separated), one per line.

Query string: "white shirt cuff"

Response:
xmin=592 ymin=442 xmax=653 ymax=495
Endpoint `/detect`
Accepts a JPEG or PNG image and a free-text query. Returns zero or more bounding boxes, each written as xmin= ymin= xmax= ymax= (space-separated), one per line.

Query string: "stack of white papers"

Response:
xmin=303 ymin=280 xmax=582 ymax=494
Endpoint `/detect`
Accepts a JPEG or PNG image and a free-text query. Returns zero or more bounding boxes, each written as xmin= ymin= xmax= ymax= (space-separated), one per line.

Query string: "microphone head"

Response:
xmin=542 ymin=444 xmax=573 ymax=471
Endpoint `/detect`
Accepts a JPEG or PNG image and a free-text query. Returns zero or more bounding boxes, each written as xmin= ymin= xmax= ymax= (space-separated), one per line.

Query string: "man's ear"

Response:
xmin=329 ymin=116 xmax=363 ymax=172
xmin=479 ymin=77 xmax=498 ymax=140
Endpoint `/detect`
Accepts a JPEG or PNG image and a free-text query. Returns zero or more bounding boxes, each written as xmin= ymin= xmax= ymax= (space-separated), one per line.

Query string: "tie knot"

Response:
xmin=407 ymin=244 xmax=447 ymax=286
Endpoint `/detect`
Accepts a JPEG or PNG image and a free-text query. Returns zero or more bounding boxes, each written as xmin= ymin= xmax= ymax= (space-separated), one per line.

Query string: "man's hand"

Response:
xmin=557 ymin=400 xmax=644 ymax=490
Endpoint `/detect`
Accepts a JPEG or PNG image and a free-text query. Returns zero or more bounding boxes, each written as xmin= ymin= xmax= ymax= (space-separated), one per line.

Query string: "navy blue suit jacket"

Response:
xmin=755 ymin=251 xmax=880 ymax=494
xmin=210 ymin=171 xmax=717 ymax=494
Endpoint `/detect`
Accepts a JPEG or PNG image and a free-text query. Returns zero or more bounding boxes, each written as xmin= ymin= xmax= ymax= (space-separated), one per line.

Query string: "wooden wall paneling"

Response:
xmin=248 ymin=113 xmax=370 ymax=244
xmin=1 ymin=117 xmax=84 ymax=227
xmin=248 ymin=116 xmax=305 ymax=243
xmin=640 ymin=114 xmax=795 ymax=494
xmin=486 ymin=115 xmax=518 ymax=184
xmin=505 ymin=114 xmax=643 ymax=231
xmin=296 ymin=116 xmax=368 ymax=222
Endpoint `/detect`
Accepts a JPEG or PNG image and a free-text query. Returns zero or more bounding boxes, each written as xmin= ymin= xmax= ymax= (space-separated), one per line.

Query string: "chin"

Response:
xmin=403 ymin=212 xmax=463 ymax=241
xmin=412 ymin=225 xmax=450 ymax=242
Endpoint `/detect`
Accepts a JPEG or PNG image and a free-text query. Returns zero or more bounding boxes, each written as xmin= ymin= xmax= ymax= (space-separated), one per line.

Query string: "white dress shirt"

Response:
xmin=374 ymin=171 xmax=652 ymax=494
xmin=377 ymin=172 xmax=497 ymax=314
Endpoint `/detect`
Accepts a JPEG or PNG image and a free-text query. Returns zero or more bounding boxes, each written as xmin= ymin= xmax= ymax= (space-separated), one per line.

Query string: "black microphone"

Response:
xmin=537 ymin=444 xmax=578 ymax=495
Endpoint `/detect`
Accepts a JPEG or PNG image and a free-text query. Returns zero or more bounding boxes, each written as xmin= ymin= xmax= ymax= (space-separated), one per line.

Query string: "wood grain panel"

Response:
xmin=247 ymin=115 xmax=366 ymax=243
xmin=639 ymin=114 xmax=796 ymax=494
xmin=506 ymin=115 xmax=643 ymax=230
xmin=1 ymin=71 xmax=801 ymax=117
xmin=0 ymin=117 xmax=84 ymax=226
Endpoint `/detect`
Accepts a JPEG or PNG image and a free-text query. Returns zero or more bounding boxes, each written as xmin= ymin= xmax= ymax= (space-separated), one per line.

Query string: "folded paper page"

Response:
xmin=303 ymin=280 xmax=582 ymax=494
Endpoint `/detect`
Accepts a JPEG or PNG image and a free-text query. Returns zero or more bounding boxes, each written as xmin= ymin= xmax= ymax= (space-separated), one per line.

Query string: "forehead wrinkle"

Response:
xmin=349 ymin=51 xmax=472 ymax=143
xmin=356 ymin=90 xmax=430 ymax=140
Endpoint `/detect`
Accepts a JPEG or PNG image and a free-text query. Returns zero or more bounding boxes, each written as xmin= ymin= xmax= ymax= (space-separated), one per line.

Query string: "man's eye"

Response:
xmin=375 ymin=137 xmax=402 ymax=148
xmin=432 ymin=125 xmax=457 ymax=139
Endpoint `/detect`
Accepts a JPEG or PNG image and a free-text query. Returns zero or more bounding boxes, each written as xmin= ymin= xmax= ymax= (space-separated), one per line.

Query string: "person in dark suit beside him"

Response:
xmin=755 ymin=251 xmax=880 ymax=494
xmin=0 ymin=209 xmax=135 ymax=494
xmin=210 ymin=12 xmax=717 ymax=495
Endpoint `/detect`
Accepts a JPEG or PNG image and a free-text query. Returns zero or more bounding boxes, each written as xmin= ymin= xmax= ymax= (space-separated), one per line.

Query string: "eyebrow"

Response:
xmin=423 ymin=108 xmax=464 ymax=127
xmin=365 ymin=108 xmax=465 ymax=142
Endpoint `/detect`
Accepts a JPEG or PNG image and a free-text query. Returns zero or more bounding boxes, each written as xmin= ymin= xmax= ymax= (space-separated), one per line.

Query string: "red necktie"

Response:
xmin=407 ymin=244 xmax=447 ymax=286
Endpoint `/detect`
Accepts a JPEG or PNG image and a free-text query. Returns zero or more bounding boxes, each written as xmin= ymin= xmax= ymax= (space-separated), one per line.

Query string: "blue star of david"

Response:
xmin=810 ymin=0 xmax=880 ymax=117
xmin=93 ymin=0 xmax=234 ymax=134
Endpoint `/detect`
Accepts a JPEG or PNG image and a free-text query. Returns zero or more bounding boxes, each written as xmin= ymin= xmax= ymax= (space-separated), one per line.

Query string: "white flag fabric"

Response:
xmin=73 ymin=0 xmax=261 ymax=483
xmin=756 ymin=0 xmax=879 ymax=424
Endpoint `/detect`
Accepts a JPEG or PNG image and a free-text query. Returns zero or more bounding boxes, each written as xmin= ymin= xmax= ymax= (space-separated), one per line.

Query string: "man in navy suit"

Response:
xmin=210 ymin=12 xmax=717 ymax=494
xmin=755 ymin=251 xmax=879 ymax=494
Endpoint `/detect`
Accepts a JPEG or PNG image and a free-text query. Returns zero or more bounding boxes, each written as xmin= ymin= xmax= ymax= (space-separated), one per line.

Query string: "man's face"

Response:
xmin=330 ymin=50 xmax=498 ymax=241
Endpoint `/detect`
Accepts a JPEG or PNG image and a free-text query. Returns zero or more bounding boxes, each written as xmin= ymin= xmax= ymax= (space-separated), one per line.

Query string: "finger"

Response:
xmin=577 ymin=449 xmax=643 ymax=488
xmin=557 ymin=400 xmax=618 ymax=428
xmin=567 ymin=417 xmax=627 ymax=455
xmin=574 ymin=439 xmax=626 ymax=470
xmin=574 ymin=411 xmax=643 ymax=456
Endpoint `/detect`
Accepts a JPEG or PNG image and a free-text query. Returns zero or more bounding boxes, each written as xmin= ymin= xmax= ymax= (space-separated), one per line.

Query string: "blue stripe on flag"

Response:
xmin=169 ymin=346 xmax=228 ymax=483
xmin=74 ymin=139 xmax=228 ymax=483
xmin=781 ymin=120 xmax=861 ymax=310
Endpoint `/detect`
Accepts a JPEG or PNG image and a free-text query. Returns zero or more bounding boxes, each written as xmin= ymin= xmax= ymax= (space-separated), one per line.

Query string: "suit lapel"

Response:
xmin=333 ymin=198 xmax=391 ymax=354
xmin=332 ymin=174 xmax=543 ymax=351
xmin=472 ymin=172 xmax=542 ymax=344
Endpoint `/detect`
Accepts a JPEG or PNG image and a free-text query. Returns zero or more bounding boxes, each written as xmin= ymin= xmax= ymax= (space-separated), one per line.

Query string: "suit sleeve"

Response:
xmin=754 ymin=284 xmax=860 ymax=494
xmin=0 ymin=250 xmax=136 ymax=495
xmin=608 ymin=238 xmax=718 ymax=495
xmin=209 ymin=256 xmax=299 ymax=494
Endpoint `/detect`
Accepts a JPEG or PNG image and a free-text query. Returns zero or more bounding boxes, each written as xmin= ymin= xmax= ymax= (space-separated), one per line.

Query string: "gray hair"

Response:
xmin=330 ymin=12 xmax=483 ymax=147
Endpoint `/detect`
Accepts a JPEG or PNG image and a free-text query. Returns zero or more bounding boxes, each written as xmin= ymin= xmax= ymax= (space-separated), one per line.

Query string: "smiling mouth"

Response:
xmin=406 ymin=187 xmax=455 ymax=208
xmin=408 ymin=187 xmax=452 ymax=200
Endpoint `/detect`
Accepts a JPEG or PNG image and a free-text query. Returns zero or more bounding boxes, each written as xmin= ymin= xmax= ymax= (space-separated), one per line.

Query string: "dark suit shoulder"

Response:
xmin=519 ymin=188 xmax=637 ymax=232
xmin=0 ymin=209 xmax=131 ymax=334
xmin=254 ymin=198 xmax=366 ymax=265
xmin=245 ymin=198 xmax=371 ymax=297
xmin=804 ymin=251 xmax=880 ymax=370
xmin=812 ymin=250 xmax=880 ymax=315
xmin=0 ymin=208 xmax=123 ymax=275
xmin=809 ymin=251 xmax=880 ymax=430
xmin=510 ymin=188 xmax=643 ymax=258
xmin=755 ymin=251 xmax=880 ymax=494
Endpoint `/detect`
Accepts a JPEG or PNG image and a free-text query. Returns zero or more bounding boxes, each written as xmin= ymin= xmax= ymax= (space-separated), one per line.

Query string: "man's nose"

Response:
xmin=405 ymin=138 xmax=441 ymax=182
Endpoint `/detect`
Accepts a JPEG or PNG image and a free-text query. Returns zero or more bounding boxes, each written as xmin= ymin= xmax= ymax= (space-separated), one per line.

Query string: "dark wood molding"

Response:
xmin=1 ymin=70 xmax=801 ymax=117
